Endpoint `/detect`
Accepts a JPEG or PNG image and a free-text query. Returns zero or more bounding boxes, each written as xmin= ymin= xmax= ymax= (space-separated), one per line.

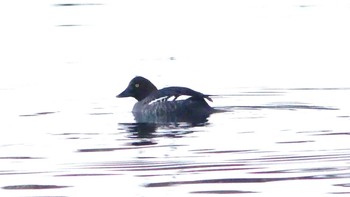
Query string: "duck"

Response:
xmin=117 ymin=76 xmax=216 ymax=123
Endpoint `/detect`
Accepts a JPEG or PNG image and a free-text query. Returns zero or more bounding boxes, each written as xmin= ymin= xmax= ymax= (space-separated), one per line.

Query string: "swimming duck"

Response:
xmin=117 ymin=76 xmax=215 ymax=123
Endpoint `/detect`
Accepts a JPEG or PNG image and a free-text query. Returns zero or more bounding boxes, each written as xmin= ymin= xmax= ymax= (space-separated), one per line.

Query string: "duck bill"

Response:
xmin=116 ymin=86 xmax=132 ymax=98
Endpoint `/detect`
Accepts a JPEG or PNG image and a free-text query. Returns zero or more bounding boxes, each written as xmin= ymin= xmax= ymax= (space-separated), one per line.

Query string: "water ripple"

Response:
xmin=2 ymin=184 xmax=70 ymax=190
xmin=145 ymin=173 xmax=350 ymax=188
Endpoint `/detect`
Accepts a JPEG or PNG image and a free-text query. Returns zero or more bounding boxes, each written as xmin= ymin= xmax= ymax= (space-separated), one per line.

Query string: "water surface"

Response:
xmin=1 ymin=87 xmax=350 ymax=196
xmin=1 ymin=1 xmax=350 ymax=196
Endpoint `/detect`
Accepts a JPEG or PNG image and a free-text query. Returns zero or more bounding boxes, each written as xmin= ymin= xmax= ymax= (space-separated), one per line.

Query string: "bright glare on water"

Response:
xmin=1 ymin=1 xmax=350 ymax=196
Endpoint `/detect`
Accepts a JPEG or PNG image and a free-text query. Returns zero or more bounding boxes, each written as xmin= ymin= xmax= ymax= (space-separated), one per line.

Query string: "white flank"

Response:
xmin=148 ymin=96 xmax=168 ymax=105
xmin=175 ymin=95 xmax=192 ymax=101
xmin=148 ymin=95 xmax=192 ymax=105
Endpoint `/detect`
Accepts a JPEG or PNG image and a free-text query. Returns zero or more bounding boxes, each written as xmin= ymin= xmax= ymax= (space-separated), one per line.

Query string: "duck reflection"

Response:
xmin=132 ymin=110 xmax=211 ymax=125
xmin=119 ymin=112 xmax=210 ymax=142
xmin=120 ymin=122 xmax=158 ymax=139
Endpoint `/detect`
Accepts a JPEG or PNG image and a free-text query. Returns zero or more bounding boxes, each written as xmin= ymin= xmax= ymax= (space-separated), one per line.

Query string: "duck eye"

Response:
xmin=135 ymin=83 xmax=140 ymax=88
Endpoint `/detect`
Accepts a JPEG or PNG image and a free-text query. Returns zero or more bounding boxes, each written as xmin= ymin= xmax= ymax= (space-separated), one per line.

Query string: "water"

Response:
xmin=1 ymin=87 xmax=350 ymax=196
xmin=1 ymin=1 xmax=350 ymax=196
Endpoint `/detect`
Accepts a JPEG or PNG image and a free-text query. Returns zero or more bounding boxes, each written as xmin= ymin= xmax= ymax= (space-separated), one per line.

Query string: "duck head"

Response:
xmin=117 ymin=76 xmax=158 ymax=101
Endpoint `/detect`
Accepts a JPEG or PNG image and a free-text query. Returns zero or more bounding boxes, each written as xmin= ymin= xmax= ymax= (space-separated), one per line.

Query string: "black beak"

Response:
xmin=117 ymin=86 xmax=132 ymax=98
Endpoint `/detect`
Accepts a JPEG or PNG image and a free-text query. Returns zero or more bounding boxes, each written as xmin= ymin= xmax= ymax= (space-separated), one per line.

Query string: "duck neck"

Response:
xmin=136 ymin=83 xmax=157 ymax=101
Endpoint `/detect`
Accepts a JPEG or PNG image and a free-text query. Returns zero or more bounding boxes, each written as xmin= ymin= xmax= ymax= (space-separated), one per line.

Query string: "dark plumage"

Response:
xmin=117 ymin=76 xmax=215 ymax=123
